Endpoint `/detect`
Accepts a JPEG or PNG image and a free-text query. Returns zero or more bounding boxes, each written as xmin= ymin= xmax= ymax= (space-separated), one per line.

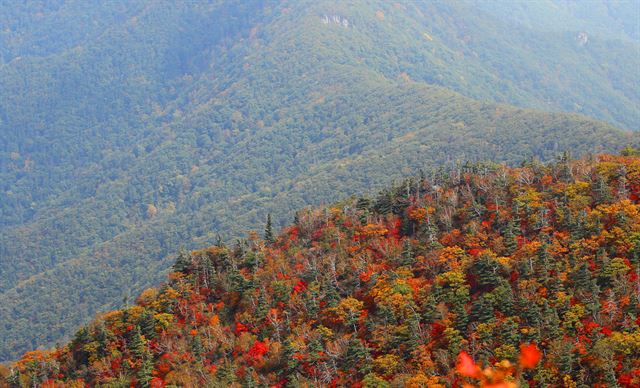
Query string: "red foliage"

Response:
xmin=156 ymin=361 xmax=171 ymax=375
xmin=247 ymin=340 xmax=269 ymax=365
xmin=110 ymin=358 xmax=121 ymax=372
xmin=388 ymin=219 xmax=401 ymax=239
xmin=519 ymin=343 xmax=542 ymax=369
xmin=235 ymin=322 xmax=249 ymax=335
xmin=468 ymin=248 xmax=481 ymax=256
xmin=583 ymin=321 xmax=600 ymax=334
xmin=292 ymin=279 xmax=307 ymax=294
xmin=288 ymin=226 xmax=299 ymax=241
xmin=359 ymin=270 xmax=373 ymax=282
xmin=457 ymin=351 xmax=479 ymax=377
xmin=12 ymin=154 xmax=640 ymax=387
xmin=431 ymin=322 xmax=445 ymax=338
xmin=150 ymin=377 xmax=166 ymax=388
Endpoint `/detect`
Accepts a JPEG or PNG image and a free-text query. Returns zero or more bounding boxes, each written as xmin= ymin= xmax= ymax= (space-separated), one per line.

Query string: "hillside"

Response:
xmin=0 ymin=0 xmax=638 ymax=360
xmin=5 ymin=152 xmax=640 ymax=387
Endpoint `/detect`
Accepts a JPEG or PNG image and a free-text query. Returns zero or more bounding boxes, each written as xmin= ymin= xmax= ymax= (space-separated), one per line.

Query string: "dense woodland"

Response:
xmin=4 ymin=152 xmax=640 ymax=387
xmin=0 ymin=0 xmax=638 ymax=361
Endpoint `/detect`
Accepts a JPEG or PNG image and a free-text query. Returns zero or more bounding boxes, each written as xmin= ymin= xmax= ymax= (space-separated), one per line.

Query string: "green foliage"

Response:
xmin=0 ymin=0 xmax=638 ymax=361
xmin=7 ymin=154 xmax=640 ymax=386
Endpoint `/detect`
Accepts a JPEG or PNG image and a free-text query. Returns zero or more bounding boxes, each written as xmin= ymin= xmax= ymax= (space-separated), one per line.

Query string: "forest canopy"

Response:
xmin=5 ymin=152 xmax=640 ymax=387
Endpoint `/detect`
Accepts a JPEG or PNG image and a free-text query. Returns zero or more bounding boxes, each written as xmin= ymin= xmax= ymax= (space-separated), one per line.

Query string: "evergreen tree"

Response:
xmin=215 ymin=233 xmax=225 ymax=247
xmin=137 ymin=355 xmax=153 ymax=388
xmin=128 ymin=326 xmax=146 ymax=359
xmin=493 ymin=279 xmax=515 ymax=316
xmin=139 ymin=310 xmax=156 ymax=340
xmin=190 ymin=334 xmax=205 ymax=360
xmin=536 ymin=242 xmax=552 ymax=283
xmin=503 ymin=220 xmax=518 ymax=255
xmin=264 ymin=213 xmax=275 ymax=243
xmin=343 ymin=338 xmax=371 ymax=374
xmin=373 ymin=191 xmax=393 ymax=215
xmin=472 ymin=254 xmax=500 ymax=291
xmin=498 ymin=317 xmax=520 ymax=347
xmin=71 ymin=326 xmax=91 ymax=366
xmin=356 ymin=197 xmax=372 ymax=212
xmin=172 ymin=249 xmax=191 ymax=273
xmin=593 ymin=175 xmax=613 ymax=205
xmin=94 ymin=323 xmax=109 ymax=358
xmin=282 ymin=339 xmax=299 ymax=386
xmin=470 ymin=294 xmax=495 ymax=323
xmin=421 ymin=294 xmax=438 ymax=323
xmin=255 ymin=288 xmax=269 ymax=321
xmin=400 ymin=239 xmax=415 ymax=266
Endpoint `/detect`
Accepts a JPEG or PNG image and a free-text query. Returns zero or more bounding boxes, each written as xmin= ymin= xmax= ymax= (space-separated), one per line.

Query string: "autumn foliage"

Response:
xmin=7 ymin=153 xmax=640 ymax=387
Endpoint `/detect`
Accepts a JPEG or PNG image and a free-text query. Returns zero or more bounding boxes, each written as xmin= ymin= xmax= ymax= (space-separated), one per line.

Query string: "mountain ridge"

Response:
xmin=4 ymin=152 xmax=640 ymax=387
xmin=0 ymin=0 xmax=638 ymax=361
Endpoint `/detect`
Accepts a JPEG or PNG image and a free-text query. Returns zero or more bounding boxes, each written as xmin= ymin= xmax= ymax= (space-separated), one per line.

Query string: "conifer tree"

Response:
xmin=264 ymin=213 xmax=275 ymax=243
xmin=473 ymin=254 xmax=500 ymax=291
xmin=172 ymin=249 xmax=191 ymax=273
xmin=503 ymin=220 xmax=518 ymax=255
xmin=470 ymin=295 xmax=494 ymax=323
xmin=400 ymin=239 xmax=415 ymax=266
xmin=139 ymin=310 xmax=156 ymax=339
xmin=594 ymin=175 xmax=613 ymax=204
xmin=128 ymin=326 xmax=146 ymax=359
xmin=190 ymin=335 xmax=204 ymax=360
xmin=137 ymin=355 xmax=153 ymax=388
xmin=343 ymin=338 xmax=371 ymax=374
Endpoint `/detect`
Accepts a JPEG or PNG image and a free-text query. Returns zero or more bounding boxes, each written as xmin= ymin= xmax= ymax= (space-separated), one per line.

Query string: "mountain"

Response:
xmin=0 ymin=0 xmax=638 ymax=361
xmin=4 ymin=152 xmax=640 ymax=387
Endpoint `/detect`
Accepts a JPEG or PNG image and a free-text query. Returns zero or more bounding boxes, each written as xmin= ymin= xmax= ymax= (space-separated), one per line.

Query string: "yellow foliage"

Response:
xmin=405 ymin=371 xmax=439 ymax=387
xmin=361 ymin=223 xmax=389 ymax=237
xmin=154 ymin=313 xmax=174 ymax=329
xmin=409 ymin=207 xmax=427 ymax=222
xmin=337 ymin=297 xmax=364 ymax=320
xmin=126 ymin=305 xmax=144 ymax=321
xmin=374 ymin=354 xmax=401 ymax=376
xmin=609 ymin=330 xmax=640 ymax=355
xmin=136 ymin=287 xmax=158 ymax=306
xmin=316 ymin=325 xmax=334 ymax=339
xmin=100 ymin=310 xmax=123 ymax=324
xmin=436 ymin=270 xmax=466 ymax=289
xmin=438 ymin=246 xmax=467 ymax=269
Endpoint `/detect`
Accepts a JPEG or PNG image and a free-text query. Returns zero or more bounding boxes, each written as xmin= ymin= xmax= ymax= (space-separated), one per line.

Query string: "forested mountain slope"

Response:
xmin=474 ymin=0 xmax=640 ymax=42
xmin=0 ymin=0 xmax=638 ymax=360
xmin=5 ymin=153 xmax=640 ymax=387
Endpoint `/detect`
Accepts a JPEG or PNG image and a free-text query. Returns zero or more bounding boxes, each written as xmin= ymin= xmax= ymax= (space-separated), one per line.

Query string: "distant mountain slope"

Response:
xmin=5 ymin=153 xmax=640 ymax=387
xmin=474 ymin=0 xmax=640 ymax=42
xmin=0 ymin=0 xmax=638 ymax=360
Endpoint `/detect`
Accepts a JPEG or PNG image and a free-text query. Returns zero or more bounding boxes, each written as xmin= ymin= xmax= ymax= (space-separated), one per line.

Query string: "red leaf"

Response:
xmin=235 ymin=322 xmax=249 ymax=335
xmin=247 ymin=340 xmax=269 ymax=365
xmin=456 ymin=351 xmax=479 ymax=377
xmin=519 ymin=343 xmax=542 ymax=369
xmin=293 ymin=280 xmax=307 ymax=294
